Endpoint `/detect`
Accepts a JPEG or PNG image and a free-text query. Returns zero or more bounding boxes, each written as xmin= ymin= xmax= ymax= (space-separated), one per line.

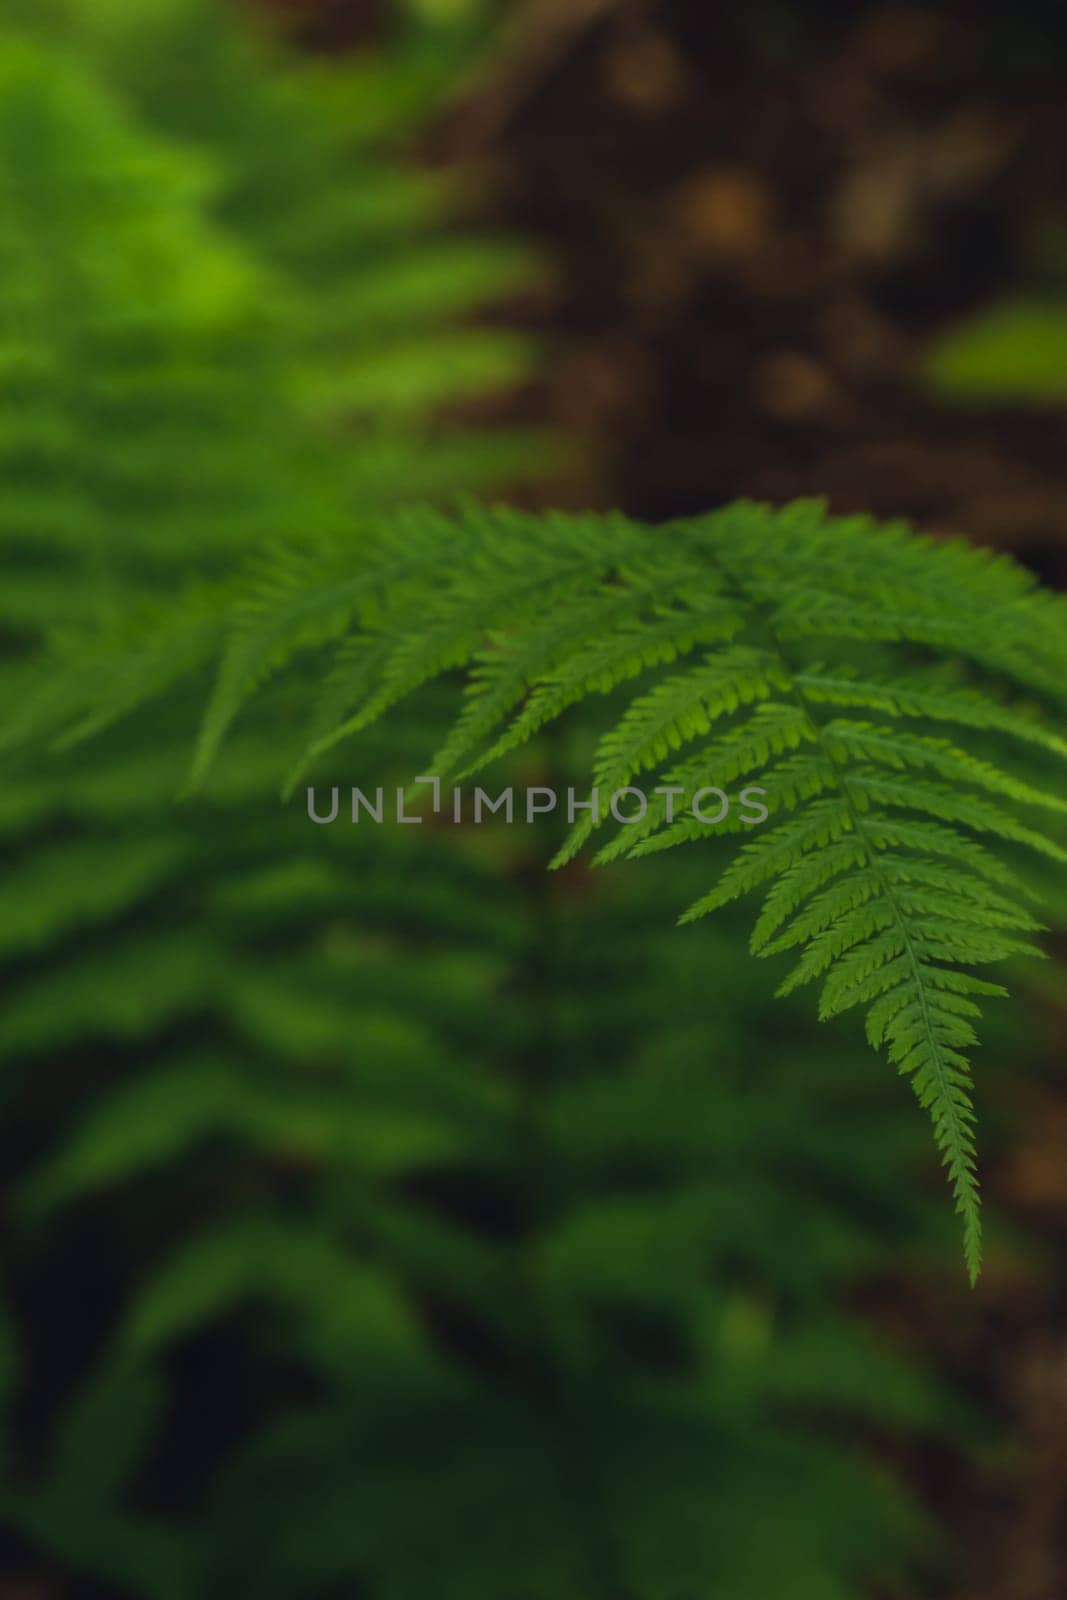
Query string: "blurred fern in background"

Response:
xmin=925 ymin=300 xmax=1067 ymax=405
xmin=923 ymin=226 xmax=1067 ymax=405
xmin=0 ymin=4 xmax=1010 ymax=1597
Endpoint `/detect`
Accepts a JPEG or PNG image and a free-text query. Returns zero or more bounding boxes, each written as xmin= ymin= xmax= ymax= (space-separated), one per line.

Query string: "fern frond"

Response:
xmin=28 ymin=498 xmax=1063 ymax=1276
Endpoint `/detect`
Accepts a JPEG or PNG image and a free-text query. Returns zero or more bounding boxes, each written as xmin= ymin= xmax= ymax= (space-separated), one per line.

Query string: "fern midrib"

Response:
xmin=704 ymin=542 xmax=980 ymax=1277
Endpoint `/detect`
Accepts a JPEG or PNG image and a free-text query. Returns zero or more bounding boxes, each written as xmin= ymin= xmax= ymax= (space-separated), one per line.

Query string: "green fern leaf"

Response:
xmin=30 ymin=498 xmax=1060 ymax=1278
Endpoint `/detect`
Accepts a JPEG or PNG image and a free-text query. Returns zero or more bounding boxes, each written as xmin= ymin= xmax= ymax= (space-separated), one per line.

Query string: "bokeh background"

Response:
xmin=0 ymin=2 xmax=1065 ymax=1597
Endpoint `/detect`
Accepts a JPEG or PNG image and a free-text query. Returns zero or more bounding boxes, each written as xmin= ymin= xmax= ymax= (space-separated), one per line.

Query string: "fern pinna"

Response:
xmin=35 ymin=499 xmax=1066 ymax=1282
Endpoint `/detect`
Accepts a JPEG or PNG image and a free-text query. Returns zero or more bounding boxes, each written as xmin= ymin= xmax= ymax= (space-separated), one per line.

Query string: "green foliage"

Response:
xmin=10 ymin=0 xmax=547 ymax=505
xmin=7 ymin=830 xmax=958 ymax=1599
xmin=33 ymin=499 xmax=1067 ymax=1281
xmin=0 ymin=5 xmax=1032 ymax=1599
